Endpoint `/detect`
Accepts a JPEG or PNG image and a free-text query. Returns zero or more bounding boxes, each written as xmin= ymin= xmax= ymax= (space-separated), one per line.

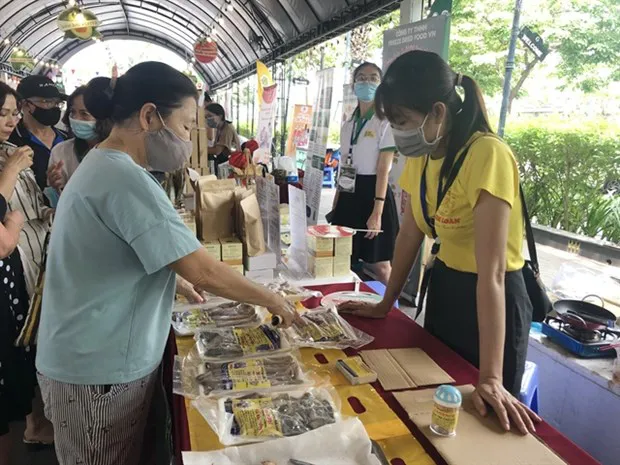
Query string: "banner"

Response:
xmin=306 ymin=68 xmax=335 ymax=171
xmin=254 ymin=83 xmax=277 ymax=165
xmin=256 ymin=60 xmax=273 ymax=104
xmin=285 ymin=104 xmax=313 ymax=158
xmin=383 ymin=14 xmax=450 ymax=222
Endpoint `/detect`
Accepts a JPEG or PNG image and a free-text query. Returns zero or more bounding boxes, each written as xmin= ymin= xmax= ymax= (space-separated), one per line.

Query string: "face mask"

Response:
xmin=354 ymin=82 xmax=378 ymax=102
xmin=392 ymin=114 xmax=443 ymax=158
xmin=145 ymin=112 xmax=193 ymax=173
xmin=69 ymin=118 xmax=97 ymax=141
xmin=206 ymin=117 xmax=219 ymax=129
xmin=30 ymin=106 xmax=61 ymax=127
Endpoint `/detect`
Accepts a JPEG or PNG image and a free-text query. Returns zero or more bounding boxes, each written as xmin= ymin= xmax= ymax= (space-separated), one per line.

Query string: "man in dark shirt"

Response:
xmin=9 ymin=75 xmax=68 ymax=190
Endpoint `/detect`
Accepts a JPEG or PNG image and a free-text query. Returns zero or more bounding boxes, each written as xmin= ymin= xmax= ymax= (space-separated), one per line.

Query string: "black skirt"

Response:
xmin=331 ymin=174 xmax=399 ymax=264
xmin=425 ymin=259 xmax=532 ymax=396
xmin=0 ymin=250 xmax=35 ymax=435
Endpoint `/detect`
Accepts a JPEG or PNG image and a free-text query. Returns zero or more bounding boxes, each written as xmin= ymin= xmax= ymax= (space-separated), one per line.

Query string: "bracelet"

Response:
xmin=374 ymin=197 xmax=385 ymax=202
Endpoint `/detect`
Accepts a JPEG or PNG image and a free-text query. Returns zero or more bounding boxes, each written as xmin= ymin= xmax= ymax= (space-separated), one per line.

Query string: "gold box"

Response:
xmin=202 ymin=241 xmax=221 ymax=261
xmin=333 ymin=255 xmax=351 ymax=277
xmin=308 ymin=255 xmax=334 ymax=279
xmin=220 ymin=237 xmax=243 ymax=265
xmin=307 ymin=235 xmax=334 ymax=258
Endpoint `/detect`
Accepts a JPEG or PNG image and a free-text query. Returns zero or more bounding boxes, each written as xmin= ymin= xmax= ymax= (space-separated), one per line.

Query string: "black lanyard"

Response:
xmin=346 ymin=113 xmax=370 ymax=165
xmin=419 ymin=141 xmax=475 ymax=247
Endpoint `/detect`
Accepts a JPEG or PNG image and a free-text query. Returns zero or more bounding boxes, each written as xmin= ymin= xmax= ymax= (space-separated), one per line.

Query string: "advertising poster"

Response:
xmin=342 ymin=83 xmax=358 ymax=123
xmin=285 ymin=104 xmax=313 ymax=157
xmin=302 ymin=166 xmax=323 ymax=226
xmin=254 ymin=82 xmax=278 ymax=165
xmin=306 ymin=68 xmax=335 ymax=171
xmin=382 ymin=14 xmax=450 ymax=222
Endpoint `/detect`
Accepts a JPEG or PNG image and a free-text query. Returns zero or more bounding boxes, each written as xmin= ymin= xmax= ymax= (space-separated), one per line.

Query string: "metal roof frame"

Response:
xmin=0 ymin=0 xmax=400 ymax=87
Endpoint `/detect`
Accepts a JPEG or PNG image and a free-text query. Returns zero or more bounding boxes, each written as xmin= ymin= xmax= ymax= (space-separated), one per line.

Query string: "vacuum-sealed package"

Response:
xmin=265 ymin=278 xmax=322 ymax=302
xmin=195 ymin=325 xmax=292 ymax=361
xmin=288 ymin=306 xmax=374 ymax=350
xmin=174 ymin=352 xmax=313 ymax=398
xmin=172 ymin=298 xmax=264 ymax=336
xmin=193 ymin=387 xmax=340 ymax=446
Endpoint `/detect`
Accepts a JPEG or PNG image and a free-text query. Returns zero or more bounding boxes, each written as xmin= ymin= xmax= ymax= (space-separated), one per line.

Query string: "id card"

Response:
xmin=338 ymin=165 xmax=357 ymax=193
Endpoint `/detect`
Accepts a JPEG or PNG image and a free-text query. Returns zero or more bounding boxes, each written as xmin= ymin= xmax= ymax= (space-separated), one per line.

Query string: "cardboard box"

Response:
xmin=244 ymin=248 xmax=277 ymax=271
xmin=202 ymin=241 xmax=221 ymax=261
xmin=308 ymin=255 xmax=333 ymax=279
xmin=334 ymin=236 xmax=353 ymax=256
xmin=228 ymin=264 xmax=244 ymax=275
xmin=307 ymin=235 xmax=334 ymax=258
xmin=333 ymin=255 xmax=351 ymax=277
xmin=220 ymin=237 xmax=243 ymax=265
xmin=245 ymin=268 xmax=275 ymax=282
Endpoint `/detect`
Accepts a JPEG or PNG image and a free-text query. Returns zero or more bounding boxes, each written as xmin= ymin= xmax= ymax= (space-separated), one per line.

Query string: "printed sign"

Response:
xmin=519 ymin=26 xmax=549 ymax=61
xmin=285 ymin=104 xmax=313 ymax=157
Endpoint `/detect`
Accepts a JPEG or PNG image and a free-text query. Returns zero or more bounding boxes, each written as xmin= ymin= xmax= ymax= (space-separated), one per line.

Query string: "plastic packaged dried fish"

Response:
xmin=287 ymin=306 xmax=374 ymax=350
xmin=265 ymin=278 xmax=322 ymax=302
xmin=193 ymin=387 xmax=340 ymax=446
xmin=172 ymin=298 xmax=264 ymax=336
xmin=195 ymin=325 xmax=293 ymax=361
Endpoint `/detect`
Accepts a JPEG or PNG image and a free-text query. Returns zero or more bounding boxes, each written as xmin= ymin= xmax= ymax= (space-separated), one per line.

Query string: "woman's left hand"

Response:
xmin=472 ymin=377 xmax=541 ymax=435
xmin=365 ymin=210 xmax=382 ymax=239
xmin=176 ymin=276 xmax=204 ymax=304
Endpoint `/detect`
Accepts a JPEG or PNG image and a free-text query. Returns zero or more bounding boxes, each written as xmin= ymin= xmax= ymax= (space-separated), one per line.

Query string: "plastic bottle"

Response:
xmin=430 ymin=385 xmax=462 ymax=437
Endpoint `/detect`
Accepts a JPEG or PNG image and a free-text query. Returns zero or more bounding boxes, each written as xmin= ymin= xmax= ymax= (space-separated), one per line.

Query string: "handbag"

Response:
xmin=520 ymin=186 xmax=553 ymax=322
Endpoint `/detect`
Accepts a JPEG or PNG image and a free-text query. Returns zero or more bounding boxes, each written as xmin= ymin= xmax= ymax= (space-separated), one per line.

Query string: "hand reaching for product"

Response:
xmin=338 ymin=300 xmax=391 ymax=319
xmin=176 ymin=275 xmax=205 ymax=304
xmin=472 ymin=378 xmax=541 ymax=435
xmin=267 ymin=296 xmax=300 ymax=328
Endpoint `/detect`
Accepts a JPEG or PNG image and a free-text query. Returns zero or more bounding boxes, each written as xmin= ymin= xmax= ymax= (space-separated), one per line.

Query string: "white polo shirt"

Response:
xmin=339 ymin=108 xmax=396 ymax=175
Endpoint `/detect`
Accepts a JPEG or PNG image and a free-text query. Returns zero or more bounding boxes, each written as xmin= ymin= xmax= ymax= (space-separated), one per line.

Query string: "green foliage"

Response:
xmin=505 ymin=118 xmax=620 ymax=243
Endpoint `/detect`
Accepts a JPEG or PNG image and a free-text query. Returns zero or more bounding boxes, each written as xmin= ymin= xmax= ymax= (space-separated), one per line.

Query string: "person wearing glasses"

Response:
xmin=9 ymin=76 xmax=68 ymax=191
xmin=0 ymin=82 xmax=53 ymax=460
xmin=330 ymin=62 xmax=399 ymax=284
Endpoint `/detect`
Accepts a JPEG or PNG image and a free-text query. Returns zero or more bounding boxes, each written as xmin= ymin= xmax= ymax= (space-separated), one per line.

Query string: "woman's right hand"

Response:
xmin=266 ymin=295 xmax=300 ymax=328
xmin=4 ymin=210 xmax=24 ymax=231
xmin=338 ymin=299 xmax=392 ymax=319
xmin=5 ymin=146 xmax=33 ymax=174
xmin=47 ymin=161 xmax=65 ymax=191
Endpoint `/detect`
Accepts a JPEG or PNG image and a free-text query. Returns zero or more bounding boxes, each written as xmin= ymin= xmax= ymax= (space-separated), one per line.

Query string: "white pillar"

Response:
xmin=400 ymin=0 xmax=425 ymax=24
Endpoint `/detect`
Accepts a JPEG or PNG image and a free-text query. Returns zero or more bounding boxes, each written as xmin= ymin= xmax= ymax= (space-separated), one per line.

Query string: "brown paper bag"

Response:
xmin=200 ymin=179 xmax=237 ymax=241
xmin=239 ymin=192 xmax=265 ymax=257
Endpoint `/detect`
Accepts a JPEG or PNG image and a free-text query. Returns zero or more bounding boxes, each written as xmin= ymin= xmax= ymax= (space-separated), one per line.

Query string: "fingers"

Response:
xmin=516 ymin=402 xmax=537 ymax=434
xmin=471 ymin=390 xmax=488 ymax=418
xmin=337 ymin=301 xmax=357 ymax=313
xmin=504 ymin=399 xmax=526 ymax=434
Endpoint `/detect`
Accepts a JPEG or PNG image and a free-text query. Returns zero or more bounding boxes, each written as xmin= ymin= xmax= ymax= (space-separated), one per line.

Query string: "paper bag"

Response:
xmin=239 ymin=192 xmax=265 ymax=257
xmin=199 ymin=179 xmax=237 ymax=241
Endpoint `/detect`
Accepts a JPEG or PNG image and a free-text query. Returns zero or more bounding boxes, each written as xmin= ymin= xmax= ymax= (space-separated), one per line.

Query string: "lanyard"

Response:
xmin=346 ymin=113 xmax=370 ymax=165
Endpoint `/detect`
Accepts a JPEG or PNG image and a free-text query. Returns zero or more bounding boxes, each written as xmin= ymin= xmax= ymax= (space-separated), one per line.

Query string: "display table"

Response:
xmin=167 ymin=281 xmax=601 ymax=465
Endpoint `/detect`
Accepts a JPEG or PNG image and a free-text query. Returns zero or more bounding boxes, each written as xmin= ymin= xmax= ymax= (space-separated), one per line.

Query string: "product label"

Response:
xmin=233 ymin=327 xmax=276 ymax=354
xmin=226 ymin=360 xmax=271 ymax=390
xmin=232 ymin=398 xmax=283 ymax=437
xmin=298 ymin=320 xmax=344 ymax=342
xmin=345 ymin=357 xmax=374 ymax=377
xmin=184 ymin=308 xmax=214 ymax=329
xmin=431 ymin=403 xmax=459 ymax=435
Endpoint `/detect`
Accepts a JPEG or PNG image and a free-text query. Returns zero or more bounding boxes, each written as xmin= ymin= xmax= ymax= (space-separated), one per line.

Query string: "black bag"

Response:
xmin=520 ymin=187 xmax=553 ymax=322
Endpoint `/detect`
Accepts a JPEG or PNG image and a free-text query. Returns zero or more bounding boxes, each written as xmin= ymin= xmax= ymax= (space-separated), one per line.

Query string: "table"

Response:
xmin=167 ymin=281 xmax=601 ymax=465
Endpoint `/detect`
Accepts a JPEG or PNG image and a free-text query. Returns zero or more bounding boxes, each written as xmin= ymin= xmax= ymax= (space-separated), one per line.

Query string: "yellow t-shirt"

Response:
xmin=399 ymin=132 xmax=525 ymax=273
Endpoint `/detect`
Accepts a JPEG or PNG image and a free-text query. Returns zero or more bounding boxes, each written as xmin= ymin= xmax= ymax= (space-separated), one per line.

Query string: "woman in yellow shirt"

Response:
xmin=341 ymin=50 xmax=540 ymax=435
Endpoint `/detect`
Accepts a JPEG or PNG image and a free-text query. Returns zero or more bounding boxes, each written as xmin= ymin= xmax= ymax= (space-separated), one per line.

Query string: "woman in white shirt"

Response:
xmin=331 ymin=62 xmax=399 ymax=284
xmin=47 ymin=84 xmax=110 ymax=195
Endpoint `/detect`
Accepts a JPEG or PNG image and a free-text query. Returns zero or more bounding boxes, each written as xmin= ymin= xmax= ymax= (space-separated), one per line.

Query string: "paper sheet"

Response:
xmin=182 ymin=418 xmax=382 ymax=465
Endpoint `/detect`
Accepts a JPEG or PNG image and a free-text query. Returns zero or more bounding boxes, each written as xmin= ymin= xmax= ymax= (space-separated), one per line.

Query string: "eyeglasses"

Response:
xmin=27 ymin=98 xmax=63 ymax=109
xmin=355 ymin=74 xmax=381 ymax=84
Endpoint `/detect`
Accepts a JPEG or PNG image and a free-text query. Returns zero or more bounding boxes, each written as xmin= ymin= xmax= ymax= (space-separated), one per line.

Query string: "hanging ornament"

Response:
xmin=57 ymin=6 xmax=101 ymax=40
xmin=9 ymin=49 xmax=35 ymax=72
xmin=183 ymin=70 xmax=199 ymax=85
xmin=194 ymin=39 xmax=218 ymax=64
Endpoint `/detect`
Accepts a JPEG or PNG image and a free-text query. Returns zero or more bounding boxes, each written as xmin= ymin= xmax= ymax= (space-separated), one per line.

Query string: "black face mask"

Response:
xmin=30 ymin=106 xmax=61 ymax=127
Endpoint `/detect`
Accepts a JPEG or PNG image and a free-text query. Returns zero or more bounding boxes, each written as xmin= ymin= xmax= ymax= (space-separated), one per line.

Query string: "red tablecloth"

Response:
xmin=167 ymin=282 xmax=600 ymax=465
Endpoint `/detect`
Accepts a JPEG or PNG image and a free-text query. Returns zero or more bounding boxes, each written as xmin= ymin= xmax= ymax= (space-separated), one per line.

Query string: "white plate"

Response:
xmin=321 ymin=291 xmax=383 ymax=307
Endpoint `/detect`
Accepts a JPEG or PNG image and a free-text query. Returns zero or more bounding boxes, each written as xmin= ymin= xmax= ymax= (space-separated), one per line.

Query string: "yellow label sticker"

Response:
xmin=233 ymin=327 xmax=276 ymax=354
xmin=227 ymin=360 xmax=272 ymax=390
xmin=298 ymin=320 xmax=344 ymax=342
xmin=232 ymin=397 xmax=282 ymax=438
xmin=345 ymin=357 xmax=374 ymax=377
xmin=431 ymin=403 xmax=459 ymax=435
xmin=364 ymin=130 xmax=376 ymax=138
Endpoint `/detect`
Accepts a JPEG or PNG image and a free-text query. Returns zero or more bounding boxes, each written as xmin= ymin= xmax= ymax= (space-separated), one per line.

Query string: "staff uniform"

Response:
xmin=36 ymin=148 xmax=201 ymax=464
xmin=400 ymin=133 xmax=532 ymax=395
xmin=331 ymin=107 xmax=399 ymax=263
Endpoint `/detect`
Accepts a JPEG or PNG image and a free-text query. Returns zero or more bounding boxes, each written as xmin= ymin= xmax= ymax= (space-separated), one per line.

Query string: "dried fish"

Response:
xmin=196 ymin=325 xmax=283 ymax=359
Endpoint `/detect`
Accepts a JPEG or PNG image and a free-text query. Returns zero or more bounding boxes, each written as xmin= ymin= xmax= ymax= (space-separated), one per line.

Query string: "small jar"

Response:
xmin=430 ymin=385 xmax=462 ymax=437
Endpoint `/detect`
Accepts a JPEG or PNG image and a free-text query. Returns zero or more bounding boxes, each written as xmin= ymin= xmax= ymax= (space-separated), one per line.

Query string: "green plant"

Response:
xmin=505 ymin=118 xmax=620 ymax=244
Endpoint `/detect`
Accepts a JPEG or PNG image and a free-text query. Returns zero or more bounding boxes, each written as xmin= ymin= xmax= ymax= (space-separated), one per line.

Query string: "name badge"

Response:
xmin=338 ymin=165 xmax=357 ymax=193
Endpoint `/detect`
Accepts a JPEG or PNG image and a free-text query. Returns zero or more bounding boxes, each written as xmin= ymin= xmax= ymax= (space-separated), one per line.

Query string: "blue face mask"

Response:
xmin=354 ymin=82 xmax=378 ymax=102
xmin=69 ymin=117 xmax=97 ymax=141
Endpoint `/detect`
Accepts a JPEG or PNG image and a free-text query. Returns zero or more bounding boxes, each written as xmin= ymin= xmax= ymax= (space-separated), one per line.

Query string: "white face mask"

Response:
xmin=144 ymin=112 xmax=192 ymax=172
xmin=391 ymin=114 xmax=443 ymax=158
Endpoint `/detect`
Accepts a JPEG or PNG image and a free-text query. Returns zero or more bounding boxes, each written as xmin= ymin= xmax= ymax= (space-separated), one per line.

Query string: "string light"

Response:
xmin=3 ymin=38 xmax=10 ymax=45
xmin=218 ymin=16 xmax=224 ymax=25
xmin=68 ymin=0 xmax=77 ymax=6
xmin=227 ymin=1 xmax=234 ymax=11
